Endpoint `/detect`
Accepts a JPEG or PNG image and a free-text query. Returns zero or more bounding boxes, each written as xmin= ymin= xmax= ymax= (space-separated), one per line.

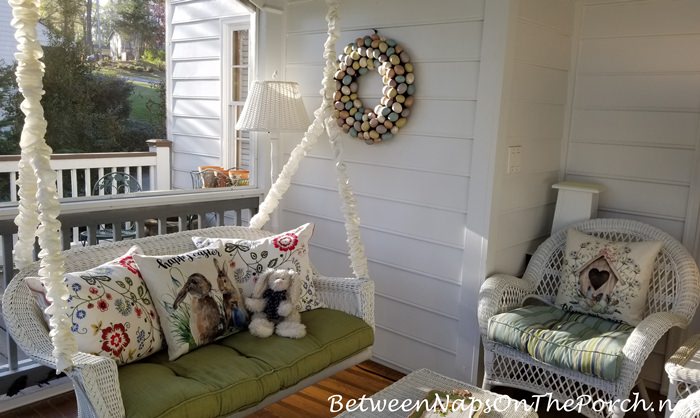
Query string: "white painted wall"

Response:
xmin=166 ymin=0 xmax=252 ymax=189
xmin=487 ymin=0 xmax=576 ymax=275
xmin=563 ymin=0 xmax=700 ymax=390
xmin=277 ymin=0 xmax=493 ymax=381
xmin=0 ymin=1 xmax=13 ymax=64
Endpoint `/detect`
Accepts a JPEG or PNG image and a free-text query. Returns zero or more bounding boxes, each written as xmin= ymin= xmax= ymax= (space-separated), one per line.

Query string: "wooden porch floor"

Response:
xmin=1 ymin=360 xmax=666 ymax=417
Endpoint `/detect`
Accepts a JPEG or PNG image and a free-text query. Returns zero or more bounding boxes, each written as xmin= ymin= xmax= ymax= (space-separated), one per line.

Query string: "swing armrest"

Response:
xmin=68 ymin=353 xmax=125 ymax=418
xmin=313 ymin=276 xmax=374 ymax=327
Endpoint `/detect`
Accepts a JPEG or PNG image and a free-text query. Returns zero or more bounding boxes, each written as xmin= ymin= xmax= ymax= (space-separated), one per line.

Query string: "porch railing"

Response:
xmin=0 ymin=188 xmax=261 ymax=395
xmin=0 ymin=139 xmax=172 ymax=202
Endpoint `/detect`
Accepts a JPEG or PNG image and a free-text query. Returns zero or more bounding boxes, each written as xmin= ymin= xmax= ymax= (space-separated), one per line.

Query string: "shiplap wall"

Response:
xmin=0 ymin=2 xmax=13 ymax=64
xmin=487 ymin=0 xmax=576 ymax=275
xmin=565 ymin=0 xmax=700 ymax=244
xmin=279 ymin=0 xmax=485 ymax=378
xmin=167 ymin=0 xmax=251 ymax=189
xmin=564 ymin=0 xmax=700 ymax=390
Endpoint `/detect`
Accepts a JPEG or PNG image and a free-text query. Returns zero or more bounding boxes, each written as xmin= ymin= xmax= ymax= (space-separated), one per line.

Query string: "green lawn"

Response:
xmin=128 ymin=81 xmax=161 ymax=122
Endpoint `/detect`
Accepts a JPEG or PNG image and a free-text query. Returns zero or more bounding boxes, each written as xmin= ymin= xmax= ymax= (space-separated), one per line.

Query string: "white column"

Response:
xmin=147 ymin=139 xmax=172 ymax=191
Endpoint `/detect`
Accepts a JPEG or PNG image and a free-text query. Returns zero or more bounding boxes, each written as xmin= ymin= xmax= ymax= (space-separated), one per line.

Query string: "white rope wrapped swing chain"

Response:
xmin=10 ymin=0 xmax=77 ymax=372
xmin=249 ymin=0 xmax=369 ymax=280
xmin=10 ymin=0 xmax=367 ymax=374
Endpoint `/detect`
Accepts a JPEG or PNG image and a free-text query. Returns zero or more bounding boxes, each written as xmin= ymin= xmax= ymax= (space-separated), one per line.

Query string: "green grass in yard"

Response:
xmin=129 ymin=81 xmax=161 ymax=122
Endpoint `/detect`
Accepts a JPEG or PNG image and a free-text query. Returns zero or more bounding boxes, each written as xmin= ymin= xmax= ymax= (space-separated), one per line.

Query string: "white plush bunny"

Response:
xmin=244 ymin=269 xmax=306 ymax=339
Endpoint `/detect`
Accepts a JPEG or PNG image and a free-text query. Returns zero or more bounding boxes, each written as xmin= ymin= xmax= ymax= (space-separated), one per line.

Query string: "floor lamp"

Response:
xmin=236 ymin=80 xmax=309 ymax=232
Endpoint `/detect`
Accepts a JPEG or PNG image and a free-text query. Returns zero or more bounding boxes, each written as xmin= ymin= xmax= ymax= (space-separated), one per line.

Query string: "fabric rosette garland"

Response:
xmin=334 ymin=33 xmax=415 ymax=144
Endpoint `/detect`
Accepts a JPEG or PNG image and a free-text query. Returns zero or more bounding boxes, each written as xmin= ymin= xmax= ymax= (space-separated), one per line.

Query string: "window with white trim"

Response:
xmin=222 ymin=17 xmax=255 ymax=181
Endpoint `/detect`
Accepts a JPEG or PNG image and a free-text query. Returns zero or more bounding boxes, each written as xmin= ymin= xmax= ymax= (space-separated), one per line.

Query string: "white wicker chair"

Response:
xmin=2 ymin=226 xmax=374 ymax=418
xmin=671 ymin=391 xmax=700 ymax=418
xmin=478 ymin=219 xmax=700 ymax=418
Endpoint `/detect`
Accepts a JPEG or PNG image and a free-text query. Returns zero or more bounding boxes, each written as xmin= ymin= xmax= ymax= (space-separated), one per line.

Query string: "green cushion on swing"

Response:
xmin=118 ymin=308 xmax=374 ymax=418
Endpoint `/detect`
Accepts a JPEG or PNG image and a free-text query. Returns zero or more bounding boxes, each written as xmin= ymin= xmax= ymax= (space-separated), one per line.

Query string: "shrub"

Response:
xmin=142 ymin=49 xmax=165 ymax=70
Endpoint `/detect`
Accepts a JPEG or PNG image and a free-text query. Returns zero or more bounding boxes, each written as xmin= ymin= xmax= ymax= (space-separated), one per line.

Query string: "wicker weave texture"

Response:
xmin=3 ymin=226 xmax=374 ymax=418
xmin=670 ymin=391 xmax=700 ymax=418
xmin=479 ymin=219 xmax=700 ymax=418
xmin=665 ymin=334 xmax=700 ymax=412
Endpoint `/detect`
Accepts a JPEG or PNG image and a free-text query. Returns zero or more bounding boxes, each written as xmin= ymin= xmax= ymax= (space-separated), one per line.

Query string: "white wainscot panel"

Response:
xmin=565 ymin=175 xmax=689 ymax=220
xmin=580 ymin=0 xmax=700 ymax=38
xmin=172 ymin=98 xmax=221 ymax=118
xmin=495 ymin=204 xmax=555 ymax=250
xmin=285 ymin=0 xmax=484 ymax=33
xmin=172 ymin=59 xmax=220 ymax=78
xmin=286 ymin=21 xmax=483 ymax=65
xmin=290 ymin=156 xmax=470 ymax=213
xmin=578 ymin=36 xmax=700 ymax=73
xmin=375 ymin=296 xmax=458 ymax=353
xmin=507 ymin=102 xmax=565 ymax=140
xmin=519 ymin=0 xmax=575 ymax=35
xmin=171 ymin=117 xmax=221 ymax=137
xmin=284 ymin=211 xmax=465 ymax=283
xmin=499 ymin=169 xmax=559 ymax=212
xmin=515 ymin=20 xmax=571 ymax=70
xmin=574 ymin=74 xmax=700 ymax=111
xmin=171 ymin=135 xmax=221 ymax=157
xmin=570 ymin=109 xmax=699 ymax=148
xmin=172 ymin=153 xmax=219 ymax=172
xmin=173 ymin=79 xmax=220 ymax=98
xmin=171 ymin=19 xmax=221 ymax=41
xmin=284 ymin=134 xmax=473 ymax=177
xmin=172 ymin=38 xmax=220 ymax=59
xmin=283 ymin=185 xmax=468 ymax=248
xmin=566 ymin=142 xmax=694 ymax=184
xmin=373 ymin=329 xmax=458 ymax=379
xmin=306 ymin=246 xmax=462 ymax=319
xmin=512 ymin=61 xmax=569 ymax=104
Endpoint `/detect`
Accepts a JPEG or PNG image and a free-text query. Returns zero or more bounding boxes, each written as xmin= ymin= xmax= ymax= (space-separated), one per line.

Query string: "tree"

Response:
xmin=112 ymin=0 xmax=160 ymax=58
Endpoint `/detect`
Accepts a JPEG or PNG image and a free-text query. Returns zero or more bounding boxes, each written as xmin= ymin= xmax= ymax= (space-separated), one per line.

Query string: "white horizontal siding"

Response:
xmin=280 ymin=0 xmax=485 ymax=378
xmin=167 ymin=0 xmax=251 ymax=189
xmin=565 ymin=0 xmax=700 ymax=387
xmin=0 ymin=2 xmax=14 ymax=64
xmin=487 ymin=0 xmax=576 ymax=275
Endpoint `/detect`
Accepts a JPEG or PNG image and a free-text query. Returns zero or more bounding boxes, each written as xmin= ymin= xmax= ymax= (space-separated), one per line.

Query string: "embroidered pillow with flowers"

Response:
xmin=25 ymin=245 xmax=163 ymax=365
xmin=554 ymin=229 xmax=663 ymax=325
xmin=192 ymin=223 xmax=323 ymax=312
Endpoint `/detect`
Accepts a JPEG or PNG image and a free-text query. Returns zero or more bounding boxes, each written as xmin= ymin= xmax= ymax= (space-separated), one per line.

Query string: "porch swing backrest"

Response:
xmin=523 ymin=218 xmax=697 ymax=323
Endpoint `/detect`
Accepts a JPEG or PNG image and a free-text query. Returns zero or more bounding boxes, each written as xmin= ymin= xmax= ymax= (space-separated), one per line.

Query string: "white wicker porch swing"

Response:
xmin=3 ymin=0 xmax=373 ymax=416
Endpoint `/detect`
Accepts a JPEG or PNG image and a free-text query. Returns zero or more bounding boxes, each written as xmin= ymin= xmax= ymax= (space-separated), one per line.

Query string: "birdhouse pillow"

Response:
xmin=554 ymin=229 xmax=663 ymax=325
xmin=132 ymin=244 xmax=248 ymax=360
xmin=192 ymin=223 xmax=323 ymax=312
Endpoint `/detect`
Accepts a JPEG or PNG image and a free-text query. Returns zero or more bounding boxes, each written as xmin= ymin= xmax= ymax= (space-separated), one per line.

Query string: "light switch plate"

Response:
xmin=507 ymin=146 xmax=522 ymax=174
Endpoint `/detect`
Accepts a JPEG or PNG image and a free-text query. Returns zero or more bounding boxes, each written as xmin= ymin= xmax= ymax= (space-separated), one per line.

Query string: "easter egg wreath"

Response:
xmin=334 ymin=33 xmax=415 ymax=144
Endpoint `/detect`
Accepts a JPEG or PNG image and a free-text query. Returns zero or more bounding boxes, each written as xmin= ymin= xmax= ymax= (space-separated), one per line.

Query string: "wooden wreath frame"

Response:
xmin=333 ymin=33 xmax=415 ymax=144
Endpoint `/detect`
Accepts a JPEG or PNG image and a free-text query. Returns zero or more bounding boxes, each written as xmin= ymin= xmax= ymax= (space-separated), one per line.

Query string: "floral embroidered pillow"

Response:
xmin=192 ymin=223 xmax=324 ymax=312
xmin=25 ymin=246 xmax=163 ymax=365
xmin=132 ymin=245 xmax=248 ymax=360
xmin=554 ymin=229 xmax=663 ymax=325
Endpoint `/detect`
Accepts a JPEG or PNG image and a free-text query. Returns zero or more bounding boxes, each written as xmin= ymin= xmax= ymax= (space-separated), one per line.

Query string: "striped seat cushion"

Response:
xmin=487 ymin=305 xmax=634 ymax=381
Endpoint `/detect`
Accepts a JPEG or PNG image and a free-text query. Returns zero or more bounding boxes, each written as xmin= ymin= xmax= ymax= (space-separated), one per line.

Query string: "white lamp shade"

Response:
xmin=235 ymin=80 xmax=310 ymax=132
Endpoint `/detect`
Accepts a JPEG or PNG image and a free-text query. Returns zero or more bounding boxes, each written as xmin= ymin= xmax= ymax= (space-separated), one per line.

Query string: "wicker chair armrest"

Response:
xmin=313 ymin=276 xmax=374 ymax=327
xmin=671 ymin=390 xmax=700 ymax=418
xmin=620 ymin=311 xmax=687 ymax=389
xmin=665 ymin=333 xmax=700 ymax=384
xmin=478 ymin=274 xmax=534 ymax=335
xmin=68 ymin=353 xmax=125 ymax=418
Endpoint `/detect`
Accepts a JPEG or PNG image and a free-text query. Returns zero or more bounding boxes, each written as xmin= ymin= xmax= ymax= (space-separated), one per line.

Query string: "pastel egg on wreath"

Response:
xmin=335 ymin=34 xmax=414 ymax=144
